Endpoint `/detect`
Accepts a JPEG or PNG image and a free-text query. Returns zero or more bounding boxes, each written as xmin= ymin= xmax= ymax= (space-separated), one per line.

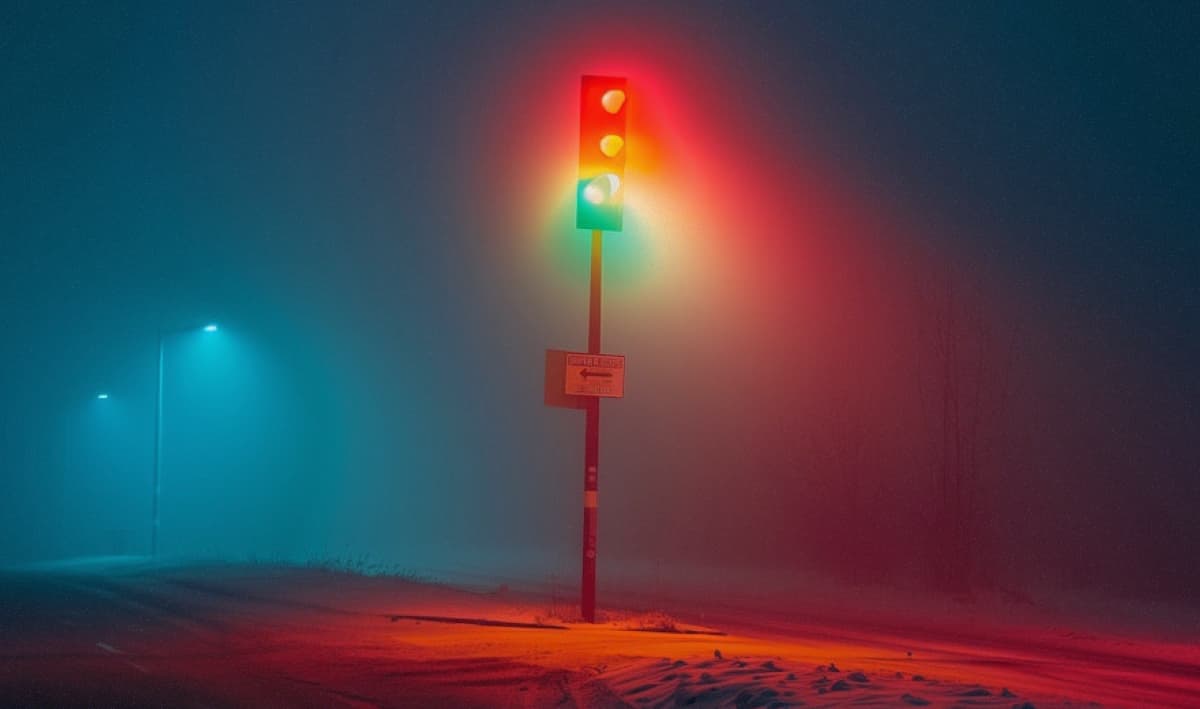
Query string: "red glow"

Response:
xmin=455 ymin=15 xmax=1045 ymax=587
xmin=578 ymin=75 xmax=628 ymax=231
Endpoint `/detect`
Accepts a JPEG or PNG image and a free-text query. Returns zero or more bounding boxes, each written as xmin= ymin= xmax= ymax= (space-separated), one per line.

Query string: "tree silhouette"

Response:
xmin=916 ymin=265 xmax=1016 ymax=595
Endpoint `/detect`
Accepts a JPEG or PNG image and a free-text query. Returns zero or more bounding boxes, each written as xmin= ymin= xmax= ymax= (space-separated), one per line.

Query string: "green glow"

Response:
xmin=576 ymin=178 xmax=624 ymax=231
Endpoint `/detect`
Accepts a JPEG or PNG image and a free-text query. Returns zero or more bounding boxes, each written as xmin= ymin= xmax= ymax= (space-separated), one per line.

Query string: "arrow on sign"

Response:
xmin=580 ymin=369 xmax=613 ymax=379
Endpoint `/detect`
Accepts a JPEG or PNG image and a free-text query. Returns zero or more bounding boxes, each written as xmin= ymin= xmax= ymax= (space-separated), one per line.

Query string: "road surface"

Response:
xmin=1 ymin=560 xmax=1197 ymax=707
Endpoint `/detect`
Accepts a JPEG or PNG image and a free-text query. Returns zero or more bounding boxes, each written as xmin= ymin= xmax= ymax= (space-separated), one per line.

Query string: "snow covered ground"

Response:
xmin=2 ymin=558 xmax=1197 ymax=707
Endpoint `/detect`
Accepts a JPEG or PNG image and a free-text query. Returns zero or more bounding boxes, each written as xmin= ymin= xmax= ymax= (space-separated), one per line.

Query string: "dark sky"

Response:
xmin=2 ymin=1 xmax=1197 ymax=602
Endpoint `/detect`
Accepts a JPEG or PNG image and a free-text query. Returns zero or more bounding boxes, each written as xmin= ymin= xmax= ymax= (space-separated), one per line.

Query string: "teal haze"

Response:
xmin=1 ymin=2 xmax=1197 ymax=604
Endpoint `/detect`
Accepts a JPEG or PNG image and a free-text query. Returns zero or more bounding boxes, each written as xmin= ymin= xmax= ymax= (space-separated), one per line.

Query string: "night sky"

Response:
xmin=2 ymin=2 xmax=1197 ymax=603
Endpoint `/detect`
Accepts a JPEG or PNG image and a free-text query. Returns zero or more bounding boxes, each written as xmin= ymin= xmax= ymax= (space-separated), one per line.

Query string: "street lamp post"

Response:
xmin=150 ymin=331 xmax=165 ymax=557
xmin=149 ymin=323 xmax=217 ymax=557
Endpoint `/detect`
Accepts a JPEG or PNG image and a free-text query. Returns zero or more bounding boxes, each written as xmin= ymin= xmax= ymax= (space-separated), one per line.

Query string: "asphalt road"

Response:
xmin=0 ymin=566 xmax=335 ymax=707
xmin=0 ymin=561 xmax=619 ymax=708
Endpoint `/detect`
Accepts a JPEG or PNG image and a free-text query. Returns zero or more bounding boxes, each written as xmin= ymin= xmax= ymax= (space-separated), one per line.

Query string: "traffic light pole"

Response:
xmin=582 ymin=228 xmax=602 ymax=623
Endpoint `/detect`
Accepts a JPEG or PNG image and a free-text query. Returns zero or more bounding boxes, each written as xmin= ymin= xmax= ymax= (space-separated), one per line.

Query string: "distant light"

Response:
xmin=97 ymin=393 xmax=109 ymax=400
xmin=203 ymin=324 xmax=218 ymax=332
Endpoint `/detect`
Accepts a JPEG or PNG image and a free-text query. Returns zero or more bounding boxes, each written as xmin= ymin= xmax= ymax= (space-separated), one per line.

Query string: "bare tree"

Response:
xmin=916 ymin=265 xmax=1016 ymax=595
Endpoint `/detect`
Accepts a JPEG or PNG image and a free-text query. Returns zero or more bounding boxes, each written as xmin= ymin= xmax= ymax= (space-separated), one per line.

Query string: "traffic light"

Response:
xmin=577 ymin=75 xmax=627 ymax=232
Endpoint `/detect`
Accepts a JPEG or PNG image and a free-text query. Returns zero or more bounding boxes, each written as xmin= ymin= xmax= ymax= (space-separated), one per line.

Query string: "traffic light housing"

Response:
xmin=577 ymin=75 xmax=627 ymax=232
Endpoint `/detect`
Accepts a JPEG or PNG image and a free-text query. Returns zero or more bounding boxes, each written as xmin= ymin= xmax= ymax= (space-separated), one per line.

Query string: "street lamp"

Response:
xmin=150 ymin=323 xmax=219 ymax=557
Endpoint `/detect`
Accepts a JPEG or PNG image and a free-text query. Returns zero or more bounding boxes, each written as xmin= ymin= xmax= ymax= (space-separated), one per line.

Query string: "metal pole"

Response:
xmin=582 ymin=229 xmax=602 ymax=622
xmin=151 ymin=332 xmax=164 ymax=557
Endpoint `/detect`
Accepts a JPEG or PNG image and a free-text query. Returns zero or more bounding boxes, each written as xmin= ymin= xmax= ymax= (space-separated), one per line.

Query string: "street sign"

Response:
xmin=544 ymin=349 xmax=587 ymax=409
xmin=564 ymin=352 xmax=625 ymax=398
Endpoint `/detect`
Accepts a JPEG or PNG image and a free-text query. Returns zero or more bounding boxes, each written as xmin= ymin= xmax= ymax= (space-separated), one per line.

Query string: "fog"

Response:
xmin=2 ymin=2 xmax=1197 ymax=607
